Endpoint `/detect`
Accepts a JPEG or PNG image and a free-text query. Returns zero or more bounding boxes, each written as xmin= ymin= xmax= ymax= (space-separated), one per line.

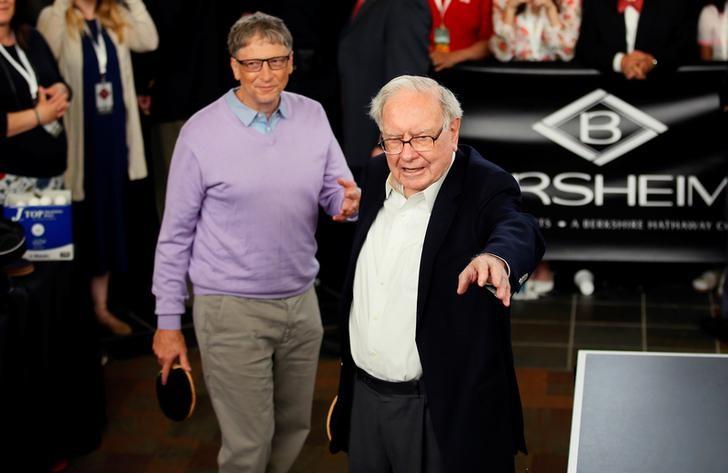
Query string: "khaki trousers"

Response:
xmin=193 ymin=287 xmax=323 ymax=473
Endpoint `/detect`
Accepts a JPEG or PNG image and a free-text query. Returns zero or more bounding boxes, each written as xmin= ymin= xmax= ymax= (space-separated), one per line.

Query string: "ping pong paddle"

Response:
xmin=156 ymin=364 xmax=196 ymax=421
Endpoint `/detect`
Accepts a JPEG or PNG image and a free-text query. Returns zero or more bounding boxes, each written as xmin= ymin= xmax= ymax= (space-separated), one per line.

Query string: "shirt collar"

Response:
xmin=224 ymin=88 xmax=288 ymax=126
xmin=384 ymin=151 xmax=457 ymax=212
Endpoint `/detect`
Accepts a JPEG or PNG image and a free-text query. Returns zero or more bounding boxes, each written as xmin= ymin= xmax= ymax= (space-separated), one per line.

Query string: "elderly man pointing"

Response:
xmin=329 ymin=75 xmax=544 ymax=473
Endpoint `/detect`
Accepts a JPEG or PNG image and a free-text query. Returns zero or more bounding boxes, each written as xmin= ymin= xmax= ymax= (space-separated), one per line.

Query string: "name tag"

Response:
xmin=95 ymin=81 xmax=114 ymax=114
xmin=433 ymin=26 xmax=451 ymax=52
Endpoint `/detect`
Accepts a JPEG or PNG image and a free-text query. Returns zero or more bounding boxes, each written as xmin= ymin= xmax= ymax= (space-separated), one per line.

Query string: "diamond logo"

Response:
xmin=532 ymin=89 xmax=668 ymax=166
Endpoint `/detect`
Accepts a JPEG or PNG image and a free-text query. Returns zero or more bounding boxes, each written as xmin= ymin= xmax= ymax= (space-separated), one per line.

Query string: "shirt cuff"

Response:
xmin=484 ymin=252 xmax=511 ymax=277
xmin=157 ymin=314 xmax=182 ymax=330
xmin=613 ymin=53 xmax=625 ymax=73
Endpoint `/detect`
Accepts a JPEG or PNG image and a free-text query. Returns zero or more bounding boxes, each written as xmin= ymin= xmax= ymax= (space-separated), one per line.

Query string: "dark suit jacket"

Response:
xmin=575 ymin=0 xmax=699 ymax=76
xmin=329 ymin=145 xmax=545 ymax=471
xmin=338 ymin=0 xmax=431 ymax=170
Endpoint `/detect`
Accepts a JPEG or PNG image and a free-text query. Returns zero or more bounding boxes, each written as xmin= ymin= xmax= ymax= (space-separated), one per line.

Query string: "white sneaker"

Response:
xmin=692 ymin=270 xmax=719 ymax=293
xmin=512 ymin=281 xmax=540 ymax=300
xmin=530 ymin=279 xmax=554 ymax=295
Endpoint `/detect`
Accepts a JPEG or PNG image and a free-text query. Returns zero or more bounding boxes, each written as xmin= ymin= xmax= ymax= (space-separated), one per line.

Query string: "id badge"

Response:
xmin=95 ymin=81 xmax=114 ymax=114
xmin=43 ymin=120 xmax=63 ymax=138
xmin=433 ymin=26 xmax=451 ymax=52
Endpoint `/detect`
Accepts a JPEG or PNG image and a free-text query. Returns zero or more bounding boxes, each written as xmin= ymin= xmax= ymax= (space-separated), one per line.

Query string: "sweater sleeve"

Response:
xmin=152 ymin=133 xmax=205 ymax=329
xmin=122 ymin=0 xmax=159 ymax=53
xmin=318 ymin=105 xmax=355 ymax=217
xmin=36 ymin=0 xmax=70 ymax=62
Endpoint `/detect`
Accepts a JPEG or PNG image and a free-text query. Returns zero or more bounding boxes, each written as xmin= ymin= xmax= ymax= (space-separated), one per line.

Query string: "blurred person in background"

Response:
xmin=491 ymin=0 xmax=581 ymax=62
xmin=576 ymin=0 xmax=699 ymax=79
xmin=339 ymin=0 xmax=430 ymax=180
xmin=1 ymin=0 xmax=69 ymax=205
xmin=37 ymin=0 xmax=157 ymax=336
xmin=428 ymin=0 xmax=493 ymax=71
xmin=698 ymin=0 xmax=728 ymax=61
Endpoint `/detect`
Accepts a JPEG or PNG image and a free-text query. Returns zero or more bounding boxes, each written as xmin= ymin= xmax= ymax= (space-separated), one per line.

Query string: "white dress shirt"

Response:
xmin=349 ymin=160 xmax=453 ymax=382
xmin=613 ymin=6 xmax=640 ymax=72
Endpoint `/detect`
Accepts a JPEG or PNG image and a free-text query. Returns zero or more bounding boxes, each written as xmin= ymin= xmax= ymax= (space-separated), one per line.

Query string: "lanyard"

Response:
xmin=83 ymin=19 xmax=108 ymax=77
xmin=0 ymin=43 xmax=39 ymax=100
xmin=432 ymin=0 xmax=454 ymax=21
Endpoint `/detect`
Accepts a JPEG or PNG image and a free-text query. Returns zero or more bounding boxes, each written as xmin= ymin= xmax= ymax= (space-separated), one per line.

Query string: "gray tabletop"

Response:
xmin=568 ymin=351 xmax=728 ymax=473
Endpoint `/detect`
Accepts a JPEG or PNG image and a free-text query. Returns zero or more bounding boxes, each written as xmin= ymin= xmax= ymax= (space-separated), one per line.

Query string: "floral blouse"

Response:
xmin=491 ymin=0 xmax=581 ymax=61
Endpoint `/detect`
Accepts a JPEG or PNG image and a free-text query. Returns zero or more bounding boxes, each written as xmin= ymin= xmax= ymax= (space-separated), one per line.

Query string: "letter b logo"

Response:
xmin=580 ymin=111 xmax=622 ymax=145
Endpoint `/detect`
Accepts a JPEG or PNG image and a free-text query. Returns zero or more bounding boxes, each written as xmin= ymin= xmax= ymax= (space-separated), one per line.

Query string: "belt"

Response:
xmin=356 ymin=367 xmax=423 ymax=396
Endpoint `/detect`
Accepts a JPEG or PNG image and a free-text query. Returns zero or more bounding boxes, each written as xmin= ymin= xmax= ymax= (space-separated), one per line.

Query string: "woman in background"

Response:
xmin=1 ymin=0 xmax=69 ymax=205
xmin=429 ymin=0 xmax=493 ymax=71
xmin=698 ymin=0 xmax=728 ymax=61
xmin=38 ymin=0 xmax=157 ymax=335
xmin=491 ymin=0 xmax=580 ymax=61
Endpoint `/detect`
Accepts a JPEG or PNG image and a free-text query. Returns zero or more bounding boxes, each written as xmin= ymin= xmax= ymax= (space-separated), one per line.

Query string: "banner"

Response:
xmin=442 ymin=64 xmax=727 ymax=262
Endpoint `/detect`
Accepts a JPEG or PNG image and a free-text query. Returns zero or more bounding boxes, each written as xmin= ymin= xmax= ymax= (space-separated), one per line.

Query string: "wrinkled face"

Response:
xmin=230 ymin=35 xmax=293 ymax=115
xmin=380 ymin=89 xmax=460 ymax=197
xmin=0 ymin=0 xmax=16 ymax=28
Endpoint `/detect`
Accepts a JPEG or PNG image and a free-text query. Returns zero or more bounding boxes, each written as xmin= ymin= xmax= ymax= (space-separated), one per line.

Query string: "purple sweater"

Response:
xmin=153 ymin=92 xmax=353 ymax=329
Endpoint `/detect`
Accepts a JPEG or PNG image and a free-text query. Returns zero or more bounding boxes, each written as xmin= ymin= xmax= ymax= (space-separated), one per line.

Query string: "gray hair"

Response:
xmin=369 ymin=75 xmax=463 ymax=130
xmin=227 ymin=12 xmax=293 ymax=56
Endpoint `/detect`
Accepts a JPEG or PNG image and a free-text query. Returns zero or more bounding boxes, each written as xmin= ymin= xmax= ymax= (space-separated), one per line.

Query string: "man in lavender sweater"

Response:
xmin=151 ymin=13 xmax=359 ymax=473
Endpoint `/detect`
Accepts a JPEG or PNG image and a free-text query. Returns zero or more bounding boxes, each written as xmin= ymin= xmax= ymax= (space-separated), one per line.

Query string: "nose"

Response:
xmin=259 ymin=62 xmax=274 ymax=80
xmin=399 ymin=141 xmax=418 ymax=161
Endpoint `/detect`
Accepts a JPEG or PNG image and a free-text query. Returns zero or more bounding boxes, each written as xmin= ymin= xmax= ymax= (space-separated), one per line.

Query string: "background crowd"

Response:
xmin=1 ymin=0 xmax=727 ymax=471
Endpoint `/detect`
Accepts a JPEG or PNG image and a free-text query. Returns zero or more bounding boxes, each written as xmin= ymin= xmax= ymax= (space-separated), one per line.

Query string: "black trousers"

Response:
xmin=348 ymin=369 xmax=443 ymax=473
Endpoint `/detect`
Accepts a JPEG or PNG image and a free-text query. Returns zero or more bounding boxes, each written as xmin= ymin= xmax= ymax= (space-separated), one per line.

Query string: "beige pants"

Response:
xmin=193 ymin=287 xmax=323 ymax=473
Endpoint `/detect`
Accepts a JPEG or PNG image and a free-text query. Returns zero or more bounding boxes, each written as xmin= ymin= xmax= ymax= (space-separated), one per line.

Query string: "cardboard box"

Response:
xmin=3 ymin=190 xmax=73 ymax=261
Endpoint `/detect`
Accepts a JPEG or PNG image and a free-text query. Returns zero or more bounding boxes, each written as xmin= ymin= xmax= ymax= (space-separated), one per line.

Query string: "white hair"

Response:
xmin=368 ymin=75 xmax=463 ymax=130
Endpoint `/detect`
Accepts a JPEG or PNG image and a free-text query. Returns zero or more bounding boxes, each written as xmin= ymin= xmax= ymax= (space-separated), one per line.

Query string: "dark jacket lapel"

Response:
xmin=611 ymin=0 xmax=628 ymax=51
xmin=351 ymin=159 xmax=388 ymax=258
xmin=416 ymin=149 xmax=467 ymax=329
xmin=634 ymin=0 xmax=655 ymax=50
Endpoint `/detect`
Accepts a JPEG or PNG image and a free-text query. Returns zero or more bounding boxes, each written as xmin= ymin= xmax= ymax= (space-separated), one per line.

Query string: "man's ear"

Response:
xmin=450 ymin=117 xmax=461 ymax=150
xmin=230 ymin=57 xmax=240 ymax=81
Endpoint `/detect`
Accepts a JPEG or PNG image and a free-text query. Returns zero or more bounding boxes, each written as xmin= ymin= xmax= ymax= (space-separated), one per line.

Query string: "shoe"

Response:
xmin=574 ymin=269 xmax=594 ymax=296
xmin=512 ymin=281 xmax=539 ymax=301
xmin=530 ymin=279 xmax=554 ymax=295
xmin=693 ymin=270 xmax=720 ymax=293
xmin=530 ymin=262 xmax=554 ymax=295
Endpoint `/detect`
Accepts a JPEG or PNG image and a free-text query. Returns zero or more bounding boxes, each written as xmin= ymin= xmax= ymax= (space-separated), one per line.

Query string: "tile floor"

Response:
xmin=64 ymin=278 xmax=726 ymax=473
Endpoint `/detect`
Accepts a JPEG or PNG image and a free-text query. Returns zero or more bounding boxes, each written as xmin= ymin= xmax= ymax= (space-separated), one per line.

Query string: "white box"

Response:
xmin=4 ymin=190 xmax=73 ymax=261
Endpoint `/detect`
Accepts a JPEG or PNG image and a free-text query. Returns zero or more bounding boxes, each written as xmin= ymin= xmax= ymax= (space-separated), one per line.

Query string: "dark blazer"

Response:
xmin=338 ymin=0 xmax=431 ymax=171
xmin=329 ymin=145 xmax=545 ymax=471
xmin=575 ymin=0 xmax=699 ymax=75
xmin=0 ymin=27 xmax=67 ymax=177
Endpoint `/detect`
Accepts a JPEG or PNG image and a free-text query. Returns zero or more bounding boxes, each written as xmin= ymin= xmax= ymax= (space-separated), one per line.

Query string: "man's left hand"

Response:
xmin=332 ymin=178 xmax=361 ymax=222
xmin=456 ymin=254 xmax=511 ymax=307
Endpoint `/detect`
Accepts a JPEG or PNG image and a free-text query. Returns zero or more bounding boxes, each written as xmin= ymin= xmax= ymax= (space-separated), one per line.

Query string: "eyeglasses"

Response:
xmin=232 ymin=54 xmax=291 ymax=72
xmin=379 ymin=127 xmax=444 ymax=154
